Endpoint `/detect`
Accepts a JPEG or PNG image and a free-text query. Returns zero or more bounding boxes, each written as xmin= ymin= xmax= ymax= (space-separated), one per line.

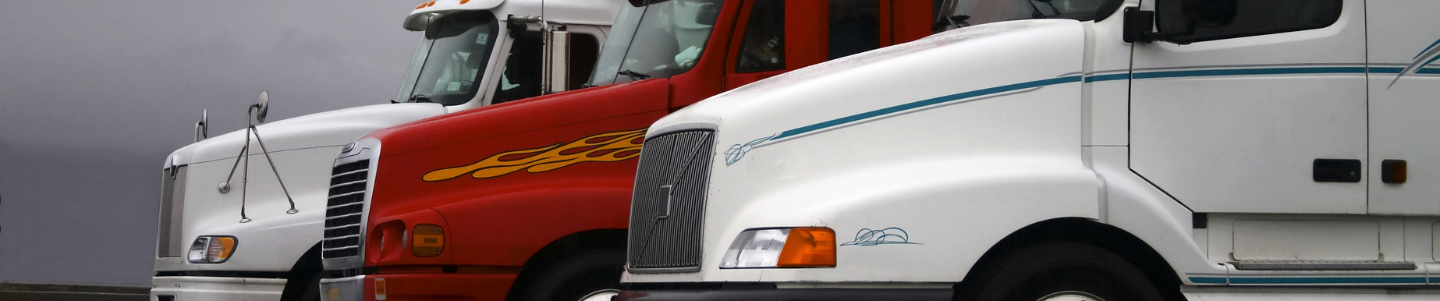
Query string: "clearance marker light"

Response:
xmin=374 ymin=278 xmax=387 ymax=301
xmin=411 ymin=224 xmax=445 ymax=257
xmin=720 ymin=227 xmax=836 ymax=268
xmin=460 ymin=0 xmax=470 ymax=4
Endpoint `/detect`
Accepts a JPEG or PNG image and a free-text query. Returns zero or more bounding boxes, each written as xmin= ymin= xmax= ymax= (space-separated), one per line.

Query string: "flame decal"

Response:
xmin=423 ymin=129 xmax=647 ymax=182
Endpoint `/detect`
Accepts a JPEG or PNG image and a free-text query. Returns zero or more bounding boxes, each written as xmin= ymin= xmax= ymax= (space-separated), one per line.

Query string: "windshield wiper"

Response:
xmin=407 ymin=94 xmax=433 ymax=103
xmin=618 ymin=69 xmax=651 ymax=80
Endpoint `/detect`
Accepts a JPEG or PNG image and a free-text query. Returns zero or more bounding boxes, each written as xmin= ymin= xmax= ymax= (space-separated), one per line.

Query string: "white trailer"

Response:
xmin=619 ymin=0 xmax=1440 ymax=300
xmin=151 ymin=1 xmax=618 ymax=300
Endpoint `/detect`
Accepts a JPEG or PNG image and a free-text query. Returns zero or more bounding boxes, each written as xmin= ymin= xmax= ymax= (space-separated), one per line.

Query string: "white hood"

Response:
xmin=182 ymin=103 xmax=444 ymax=164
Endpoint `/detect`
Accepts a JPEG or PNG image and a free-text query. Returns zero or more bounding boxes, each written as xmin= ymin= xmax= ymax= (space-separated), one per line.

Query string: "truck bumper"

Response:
xmin=319 ymin=273 xmax=519 ymax=301
xmin=150 ymin=276 xmax=287 ymax=301
xmin=616 ymin=287 xmax=951 ymax=301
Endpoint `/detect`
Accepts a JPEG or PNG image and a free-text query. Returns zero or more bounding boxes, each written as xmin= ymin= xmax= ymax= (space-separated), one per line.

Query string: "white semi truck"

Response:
xmin=151 ymin=1 xmax=619 ymax=300
xmin=619 ymin=0 xmax=1440 ymax=300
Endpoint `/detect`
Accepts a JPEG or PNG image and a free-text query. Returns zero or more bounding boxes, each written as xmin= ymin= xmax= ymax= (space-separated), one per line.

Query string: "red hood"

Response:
xmin=366 ymin=78 xmax=670 ymax=157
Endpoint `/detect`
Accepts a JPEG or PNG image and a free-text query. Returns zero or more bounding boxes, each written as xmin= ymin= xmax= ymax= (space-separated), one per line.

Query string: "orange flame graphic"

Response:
xmin=422 ymin=129 xmax=646 ymax=181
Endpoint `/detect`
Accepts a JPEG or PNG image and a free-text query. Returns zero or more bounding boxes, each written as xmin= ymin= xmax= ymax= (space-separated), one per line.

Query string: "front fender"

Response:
xmin=700 ymin=157 xmax=1099 ymax=283
xmin=432 ymin=180 xmax=633 ymax=267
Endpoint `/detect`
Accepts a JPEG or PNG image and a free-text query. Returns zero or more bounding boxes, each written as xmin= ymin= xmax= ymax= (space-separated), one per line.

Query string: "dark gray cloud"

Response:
xmin=0 ymin=0 xmax=421 ymax=285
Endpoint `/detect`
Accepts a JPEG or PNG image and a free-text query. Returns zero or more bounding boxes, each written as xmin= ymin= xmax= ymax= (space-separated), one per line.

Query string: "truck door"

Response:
xmin=1365 ymin=0 xmax=1440 ymax=214
xmin=1128 ymin=0 xmax=1366 ymax=213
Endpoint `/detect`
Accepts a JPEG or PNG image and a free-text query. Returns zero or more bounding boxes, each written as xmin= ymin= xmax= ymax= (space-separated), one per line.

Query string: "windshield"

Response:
xmin=587 ymin=0 xmax=724 ymax=86
xmin=936 ymin=0 xmax=1114 ymax=31
xmin=395 ymin=11 xmax=499 ymax=106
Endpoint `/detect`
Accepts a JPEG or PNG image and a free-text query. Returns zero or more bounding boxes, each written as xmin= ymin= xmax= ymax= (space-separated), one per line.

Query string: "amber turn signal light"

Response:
xmin=777 ymin=227 xmax=837 ymax=267
xmin=411 ymin=224 xmax=445 ymax=257
xmin=1382 ymin=159 xmax=1407 ymax=184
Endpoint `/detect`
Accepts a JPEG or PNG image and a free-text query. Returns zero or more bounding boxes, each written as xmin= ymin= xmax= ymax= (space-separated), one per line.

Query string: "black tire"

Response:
xmin=515 ymin=250 xmax=625 ymax=301
xmin=280 ymin=269 xmax=323 ymax=301
xmin=957 ymin=241 xmax=1167 ymax=301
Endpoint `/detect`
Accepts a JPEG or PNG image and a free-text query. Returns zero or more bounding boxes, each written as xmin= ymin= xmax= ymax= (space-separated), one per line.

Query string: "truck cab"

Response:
xmin=150 ymin=1 xmax=617 ymax=300
xmin=622 ymin=0 xmax=1440 ymax=300
xmin=317 ymin=1 xmax=936 ymax=300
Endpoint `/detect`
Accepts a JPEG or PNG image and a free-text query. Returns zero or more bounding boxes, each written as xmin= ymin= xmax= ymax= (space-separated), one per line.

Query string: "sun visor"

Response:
xmin=403 ymin=0 xmax=505 ymax=31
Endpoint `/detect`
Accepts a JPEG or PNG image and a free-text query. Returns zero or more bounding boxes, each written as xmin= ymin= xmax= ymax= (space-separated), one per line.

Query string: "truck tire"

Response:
xmin=957 ymin=241 xmax=1167 ymax=301
xmin=516 ymin=250 xmax=624 ymax=301
xmin=280 ymin=270 xmax=323 ymax=301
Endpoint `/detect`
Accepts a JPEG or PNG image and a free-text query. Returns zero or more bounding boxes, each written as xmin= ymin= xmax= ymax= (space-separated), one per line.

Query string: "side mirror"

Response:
xmin=194 ymin=109 xmax=208 ymax=142
xmin=545 ymin=31 xmax=571 ymax=94
xmin=1123 ymin=6 xmax=1195 ymax=44
xmin=255 ymin=90 xmax=270 ymax=123
xmin=1129 ymin=0 xmax=1236 ymax=44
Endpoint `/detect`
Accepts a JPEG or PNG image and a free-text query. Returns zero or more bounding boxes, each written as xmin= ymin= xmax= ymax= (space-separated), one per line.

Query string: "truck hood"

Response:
xmin=649 ymin=19 xmax=1087 ymax=143
xmin=181 ymin=103 xmax=446 ymax=164
xmin=629 ymin=19 xmax=1091 ymax=283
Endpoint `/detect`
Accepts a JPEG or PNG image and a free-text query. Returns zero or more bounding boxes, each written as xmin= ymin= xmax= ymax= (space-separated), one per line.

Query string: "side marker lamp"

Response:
xmin=374 ymin=278 xmax=388 ymax=301
xmin=186 ymin=236 xmax=238 ymax=263
xmin=720 ymin=227 xmax=835 ymax=268
xmin=411 ymin=224 xmax=445 ymax=257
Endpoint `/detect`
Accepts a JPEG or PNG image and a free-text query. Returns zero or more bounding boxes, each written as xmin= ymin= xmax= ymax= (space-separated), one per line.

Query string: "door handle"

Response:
xmin=1313 ymin=159 xmax=1362 ymax=183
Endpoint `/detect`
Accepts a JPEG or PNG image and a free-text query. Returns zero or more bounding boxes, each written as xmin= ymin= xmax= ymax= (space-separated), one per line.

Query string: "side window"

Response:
xmin=933 ymin=0 xmax=1120 ymax=33
xmin=1157 ymin=0 xmax=1341 ymax=42
xmin=736 ymin=0 xmax=785 ymax=73
xmin=492 ymin=34 xmax=544 ymax=104
xmin=566 ymin=34 xmax=600 ymax=91
xmin=829 ymin=0 xmax=880 ymax=60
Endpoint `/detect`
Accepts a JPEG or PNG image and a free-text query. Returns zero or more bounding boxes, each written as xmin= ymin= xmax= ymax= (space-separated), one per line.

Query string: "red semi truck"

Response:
xmin=320 ymin=1 xmax=935 ymax=300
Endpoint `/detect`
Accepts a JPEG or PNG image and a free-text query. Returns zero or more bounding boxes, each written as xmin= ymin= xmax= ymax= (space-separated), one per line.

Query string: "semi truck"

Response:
xmin=619 ymin=0 xmax=1440 ymax=300
xmin=316 ymin=1 xmax=938 ymax=300
xmin=150 ymin=1 xmax=619 ymax=300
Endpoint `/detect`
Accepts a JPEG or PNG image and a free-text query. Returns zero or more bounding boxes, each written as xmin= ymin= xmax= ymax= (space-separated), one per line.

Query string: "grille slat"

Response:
xmin=627 ymin=130 xmax=715 ymax=271
xmin=322 ymin=160 xmax=370 ymax=259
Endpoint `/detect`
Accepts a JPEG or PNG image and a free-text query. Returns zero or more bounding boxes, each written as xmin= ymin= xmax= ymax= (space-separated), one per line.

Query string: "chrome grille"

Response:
xmin=156 ymin=166 xmax=187 ymax=257
xmin=627 ymin=130 xmax=715 ymax=271
xmin=322 ymin=160 xmax=369 ymax=259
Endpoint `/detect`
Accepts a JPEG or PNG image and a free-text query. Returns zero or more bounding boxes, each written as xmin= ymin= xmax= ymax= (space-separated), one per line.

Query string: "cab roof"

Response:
xmin=404 ymin=0 xmax=622 ymax=31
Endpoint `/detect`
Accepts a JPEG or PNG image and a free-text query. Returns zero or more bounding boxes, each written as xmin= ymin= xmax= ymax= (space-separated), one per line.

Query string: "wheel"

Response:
xmin=515 ymin=250 xmax=625 ymax=301
xmin=957 ymin=241 xmax=1168 ymax=301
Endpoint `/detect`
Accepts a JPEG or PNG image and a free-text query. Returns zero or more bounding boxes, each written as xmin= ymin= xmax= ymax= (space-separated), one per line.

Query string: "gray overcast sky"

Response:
xmin=0 ymin=0 xmax=420 ymax=285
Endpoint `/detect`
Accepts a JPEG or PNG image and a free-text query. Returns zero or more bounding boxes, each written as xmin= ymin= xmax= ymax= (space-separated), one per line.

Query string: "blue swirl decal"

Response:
xmin=1391 ymin=37 xmax=1440 ymax=87
xmin=723 ymin=134 xmax=776 ymax=166
xmin=840 ymin=227 xmax=921 ymax=246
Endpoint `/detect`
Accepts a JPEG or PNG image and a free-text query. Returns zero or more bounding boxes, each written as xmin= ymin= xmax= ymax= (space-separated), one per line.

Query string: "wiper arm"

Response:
xmin=617 ymin=69 xmax=651 ymax=80
xmin=407 ymin=94 xmax=433 ymax=103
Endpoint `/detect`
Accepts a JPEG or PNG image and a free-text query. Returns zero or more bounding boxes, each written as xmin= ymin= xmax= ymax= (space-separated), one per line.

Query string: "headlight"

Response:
xmin=719 ymin=227 xmax=835 ymax=269
xmin=411 ymin=224 xmax=445 ymax=257
xmin=186 ymin=236 xmax=238 ymax=263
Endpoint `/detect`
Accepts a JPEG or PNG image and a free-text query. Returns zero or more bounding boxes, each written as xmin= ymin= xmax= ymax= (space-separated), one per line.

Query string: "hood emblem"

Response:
xmin=341 ymin=142 xmax=356 ymax=154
